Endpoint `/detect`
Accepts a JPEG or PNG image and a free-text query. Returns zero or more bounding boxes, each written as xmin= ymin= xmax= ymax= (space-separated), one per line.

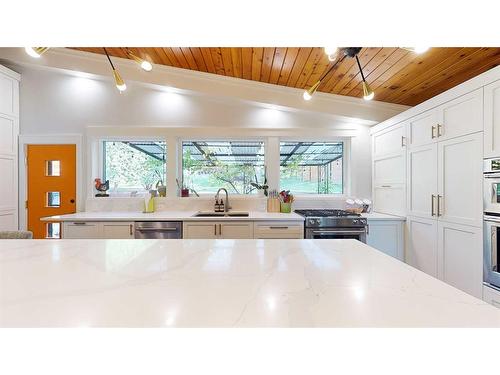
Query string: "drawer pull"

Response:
xmin=73 ymin=222 xmax=87 ymax=225
xmin=269 ymin=226 xmax=289 ymax=229
xmin=381 ymin=185 xmax=392 ymax=188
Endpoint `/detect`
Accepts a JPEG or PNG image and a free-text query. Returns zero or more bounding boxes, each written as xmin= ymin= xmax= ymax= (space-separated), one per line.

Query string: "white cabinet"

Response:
xmin=0 ymin=66 xmax=20 ymax=231
xmin=438 ymin=89 xmax=483 ymax=141
xmin=406 ymin=216 xmax=438 ymax=277
xmin=484 ymin=79 xmax=500 ymax=158
xmin=254 ymin=221 xmax=304 ymax=239
xmin=438 ymin=221 xmax=482 ymax=298
xmin=406 ymin=110 xmax=439 ymax=148
xmin=62 ymin=221 xmax=134 ymax=239
xmin=183 ymin=222 xmax=218 ymax=239
xmin=366 ymin=220 xmax=404 ymax=260
xmin=407 ymin=143 xmax=438 ymax=219
xmin=101 ymin=222 xmax=134 ymax=239
xmin=183 ymin=221 xmax=253 ymax=239
xmin=483 ymin=285 xmax=500 ymax=309
xmin=63 ymin=222 xmax=100 ymax=239
xmin=219 ymin=222 xmax=254 ymax=239
xmin=371 ymin=122 xmax=407 ymax=216
xmin=406 ymin=217 xmax=483 ymax=298
xmin=437 ymin=133 xmax=483 ymax=227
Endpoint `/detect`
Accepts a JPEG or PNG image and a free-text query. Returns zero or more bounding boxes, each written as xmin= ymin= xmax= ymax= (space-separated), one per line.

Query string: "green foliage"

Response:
xmin=105 ymin=142 xmax=165 ymax=191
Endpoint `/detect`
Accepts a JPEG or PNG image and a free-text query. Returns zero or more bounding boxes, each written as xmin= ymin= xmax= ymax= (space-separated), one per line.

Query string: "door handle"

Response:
xmin=219 ymin=224 xmax=222 ymax=237
xmin=401 ymin=136 xmax=406 ymax=147
xmin=437 ymin=195 xmax=443 ymax=216
xmin=431 ymin=194 xmax=436 ymax=216
xmin=431 ymin=125 xmax=436 ymax=139
xmin=129 ymin=224 xmax=133 ymax=236
xmin=214 ymin=224 xmax=217 ymax=236
xmin=437 ymin=124 xmax=443 ymax=137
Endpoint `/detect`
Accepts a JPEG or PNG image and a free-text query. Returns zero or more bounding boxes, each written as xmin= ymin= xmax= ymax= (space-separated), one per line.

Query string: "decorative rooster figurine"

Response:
xmin=94 ymin=178 xmax=110 ymax=197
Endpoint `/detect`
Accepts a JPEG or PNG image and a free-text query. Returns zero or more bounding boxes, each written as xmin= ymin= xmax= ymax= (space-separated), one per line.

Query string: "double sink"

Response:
xmin=192 ymin=211 xmax=249 ymax=217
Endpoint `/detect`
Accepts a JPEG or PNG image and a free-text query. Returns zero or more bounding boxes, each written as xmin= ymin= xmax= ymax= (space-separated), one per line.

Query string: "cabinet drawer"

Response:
xmin=373 ymin=184 xmax=406 ymax=216
xmin=254 ymin=221 xmax=304 ymax=239
xmin=63 ymin=222 xmax=100 ymax=239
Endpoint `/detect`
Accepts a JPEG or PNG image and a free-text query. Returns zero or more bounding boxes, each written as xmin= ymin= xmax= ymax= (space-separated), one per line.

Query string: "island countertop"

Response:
xmin=1 ymin=239 xmax=498 ymax=327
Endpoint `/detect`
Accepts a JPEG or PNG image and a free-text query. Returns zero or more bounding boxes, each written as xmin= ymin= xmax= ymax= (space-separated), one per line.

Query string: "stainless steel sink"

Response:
xmin=193 ymin=211 xmax=249 ymax=217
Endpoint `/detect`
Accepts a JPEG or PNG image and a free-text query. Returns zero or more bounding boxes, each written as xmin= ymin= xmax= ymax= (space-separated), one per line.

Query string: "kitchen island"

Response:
xmin=1 ymin=239 xmax=498 ymax=327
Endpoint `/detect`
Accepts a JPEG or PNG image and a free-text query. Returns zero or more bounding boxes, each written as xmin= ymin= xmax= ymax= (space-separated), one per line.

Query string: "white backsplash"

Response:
xmin=85 ymin=195 xmax=354 ymax=212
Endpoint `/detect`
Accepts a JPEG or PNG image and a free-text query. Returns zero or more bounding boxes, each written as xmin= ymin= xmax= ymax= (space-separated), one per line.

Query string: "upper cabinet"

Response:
xmin=437 ymin=89 xmax=483 ymax=141
xmin=406 ymin=110 xmax=439 ymax=149
xmin=484 ymin=79 xmax=500 ymax=158
xmin=372 ymin=123 xmax=406 ymax=159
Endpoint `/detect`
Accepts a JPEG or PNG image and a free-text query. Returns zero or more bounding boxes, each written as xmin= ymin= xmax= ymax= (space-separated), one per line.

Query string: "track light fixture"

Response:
xmin=103 ymin=48 xmax=127 ymax=92
xmin=25 ymin=47 xmax=49 ymax=58
xmin=126 ymin=49 xmax=153 ymax=72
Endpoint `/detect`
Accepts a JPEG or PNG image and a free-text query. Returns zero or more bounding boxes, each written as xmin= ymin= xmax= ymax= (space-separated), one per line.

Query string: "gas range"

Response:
xmin=294 ymin=209 xmax=367 ymax=228
xmin=294 ymin=209 xmax=368 ymax=242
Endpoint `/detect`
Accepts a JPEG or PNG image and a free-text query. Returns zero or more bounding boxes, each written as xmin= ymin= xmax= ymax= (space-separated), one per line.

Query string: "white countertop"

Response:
xmin=361 ymin=212 xmax=406 ymax=220
xmin=1 ymin=239 xmax=498 ymax=327
xmin=41 ymin=210 xmax=404 ymax=222
xmin=41 ymin=210 xmax=305 ymax=222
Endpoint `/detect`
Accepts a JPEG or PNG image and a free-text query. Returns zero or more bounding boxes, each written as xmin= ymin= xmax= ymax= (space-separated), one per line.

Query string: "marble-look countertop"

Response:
xmin=41 ymin=210 xmax=404 ymax=222
xmin=41 ymin=210 xmax=305 ymax=222
xmin=1 ymin=239 xmax=498 ymax=327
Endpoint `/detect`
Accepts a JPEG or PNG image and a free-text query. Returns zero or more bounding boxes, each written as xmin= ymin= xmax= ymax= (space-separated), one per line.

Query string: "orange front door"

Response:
xmin=27 ymin=144 xmax=76 ymax=239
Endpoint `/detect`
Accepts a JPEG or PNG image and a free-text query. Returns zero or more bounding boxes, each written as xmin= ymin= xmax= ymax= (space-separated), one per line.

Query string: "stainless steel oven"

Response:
xmin=305 ymin=226 xmax=367 ymax=242
xmin=483 ymin=158 xmax=500 ymax=215
xmin=484 ymin=216 xmax=500 ymax=289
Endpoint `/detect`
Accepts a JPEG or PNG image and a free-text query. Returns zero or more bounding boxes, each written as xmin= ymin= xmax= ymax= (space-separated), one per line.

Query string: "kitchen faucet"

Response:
xmin=215 ymin=188 xmax=231 ymax=212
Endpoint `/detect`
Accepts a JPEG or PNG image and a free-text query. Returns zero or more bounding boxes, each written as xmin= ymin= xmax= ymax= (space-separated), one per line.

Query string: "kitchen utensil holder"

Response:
xmin=267 ymin=198 xmax=281 ymax=213
xmin=280 ymin=202 xmax=292 ymax=213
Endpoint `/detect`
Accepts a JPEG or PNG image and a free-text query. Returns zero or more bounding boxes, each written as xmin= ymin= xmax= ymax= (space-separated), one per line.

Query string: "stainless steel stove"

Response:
xmin=295 ymin=209 xmax=368 ymax=242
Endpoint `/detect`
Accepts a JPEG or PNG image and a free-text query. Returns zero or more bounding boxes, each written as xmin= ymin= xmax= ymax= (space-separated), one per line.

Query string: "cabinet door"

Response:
xmin=407 ymin=143 xmax=438 ymax=218
xmin=102 ymin=222 xmax=134 ymax=239
xmin=183 ymin=222 xmax=218 ymax=239
xmin=62 ymin=222 xmax=100 ymax=239
xmin=438 ymin=221 xmax=482 ymax=298
xmin=372 ymin=184 xmax=406 ymax=216
xmin=406 ymin=216 xmax=438 ymax=277
xmin=438 ymin=89 xmax=483 ymax=141
xmin=437 ymin=133 xmax=483 ymax=227
xmin=366 ymin=220 xmax=404 ymax=260
xmin=373 ymin=153 xmax=406 ymax=184
xmin=484 ymin=79 xmax=500 ymax=158
xmin=407 ymin=110 xmax=439 ymax=149
xmin=372 ymin=123 xmax=406 ymax=159
xmin=220 ymin=222 xmax=254 ymax=239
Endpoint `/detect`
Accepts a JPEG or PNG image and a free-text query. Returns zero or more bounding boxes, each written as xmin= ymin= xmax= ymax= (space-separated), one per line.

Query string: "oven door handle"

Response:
xmin=484 ymin=174 xmax=500 ymax=178
xmin=311 ymin=229 xmax=366 ymax=235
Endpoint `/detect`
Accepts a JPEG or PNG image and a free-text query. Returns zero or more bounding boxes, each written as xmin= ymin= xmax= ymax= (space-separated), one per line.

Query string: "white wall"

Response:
xmin=11 ymin=64 xmax=378 ymax=212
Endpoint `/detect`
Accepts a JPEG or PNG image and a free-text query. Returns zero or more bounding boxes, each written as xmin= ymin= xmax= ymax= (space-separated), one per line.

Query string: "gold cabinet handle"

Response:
xmin=214 ymin=224 xmax=217 ymax=236
xmin=431 ymin=194 xmax=436 ymax=216
xmin=437 ymin=195 xmax=443 ymax=216
xmin=219 ymin=224 xmax=222 ymax=237
xmin=129 ymin=224 xmax=133 ymax=236
xmin=401 ymin=136 xmax=406 ymax=147
xmin=437 ymin=124 xmax=443 ymax=137
xmin=431 ymin=125 xmax=436 ymax=139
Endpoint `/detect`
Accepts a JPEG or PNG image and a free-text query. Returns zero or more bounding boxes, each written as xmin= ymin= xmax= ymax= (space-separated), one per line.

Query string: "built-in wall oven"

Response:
xmin=484 ymin=158 xmax=500 ymax=289
xmin=484 ymin=216 xmax=500 ymax=289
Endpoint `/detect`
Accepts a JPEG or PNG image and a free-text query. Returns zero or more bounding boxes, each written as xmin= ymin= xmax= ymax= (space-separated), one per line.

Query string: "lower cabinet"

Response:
xmin=483 ymin=285 xmax=500 ymax=309
xmin=406 ymin=216 xmax=483 ymax=298
xmin=183 ymin=221 xmax=254 ymax=239
xmin=366 ymin=220 xmax=404 ymax=260
xmin=254 ymin=221 xmax=304 ymax=239
xmin=62 ymin=221 xmax=134 ymax=239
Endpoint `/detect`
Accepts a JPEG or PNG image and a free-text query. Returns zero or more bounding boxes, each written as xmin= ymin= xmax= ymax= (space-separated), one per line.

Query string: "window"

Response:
xmin=103 ymin=141 xmax=166 ymax=194
xmin=182 ymin=140 xmax=265 ymax=195
xmin=280 ymin=141 xmax=344 ymax=194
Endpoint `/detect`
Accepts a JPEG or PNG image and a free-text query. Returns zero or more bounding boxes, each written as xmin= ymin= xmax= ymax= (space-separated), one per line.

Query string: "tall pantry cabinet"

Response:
xmin=0 ymin=65 xmax=20 ymax=231
xmin=372 ymin=85 xmax=485 ymax=298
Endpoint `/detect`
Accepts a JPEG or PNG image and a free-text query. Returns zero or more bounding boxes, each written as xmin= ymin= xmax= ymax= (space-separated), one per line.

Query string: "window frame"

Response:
xmin=178 ymin=137 xmax=269 ymax=197
xmin=99 ymin=136 xmax=168 ymax=195
xmin=277 ymin=137 xmax=350 ymax=198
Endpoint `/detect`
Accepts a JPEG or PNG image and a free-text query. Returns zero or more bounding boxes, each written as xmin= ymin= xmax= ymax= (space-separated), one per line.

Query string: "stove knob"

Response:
xmin=353 ymin=219 xmax=358 ymax=224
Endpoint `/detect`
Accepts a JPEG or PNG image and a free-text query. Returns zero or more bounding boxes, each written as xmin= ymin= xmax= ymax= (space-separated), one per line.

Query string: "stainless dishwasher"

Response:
xmin=134 ymin=221 xmax=182 ymax=239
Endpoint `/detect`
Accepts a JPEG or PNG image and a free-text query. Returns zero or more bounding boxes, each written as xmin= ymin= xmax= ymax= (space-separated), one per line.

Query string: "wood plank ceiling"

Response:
xmin=72 ymin=47 xmax=500 ymax=106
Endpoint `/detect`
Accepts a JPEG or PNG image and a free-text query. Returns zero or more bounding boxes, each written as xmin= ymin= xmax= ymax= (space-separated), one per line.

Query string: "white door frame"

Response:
xmin=18 ymin=134 xmax=84 ymax=231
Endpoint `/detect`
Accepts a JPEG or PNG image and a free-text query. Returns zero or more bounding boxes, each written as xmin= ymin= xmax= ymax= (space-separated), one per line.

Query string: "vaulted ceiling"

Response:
xmin=72 ymin=47 xmax=500 ymax=106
